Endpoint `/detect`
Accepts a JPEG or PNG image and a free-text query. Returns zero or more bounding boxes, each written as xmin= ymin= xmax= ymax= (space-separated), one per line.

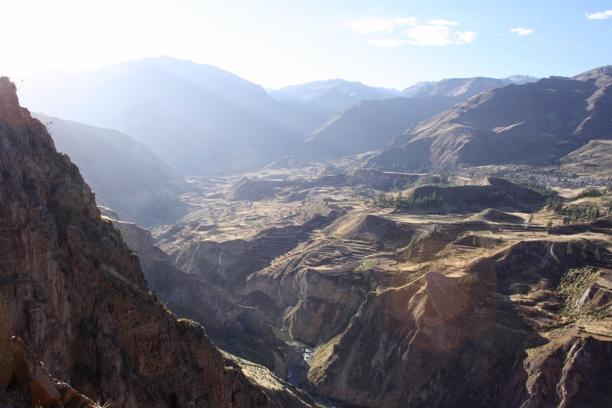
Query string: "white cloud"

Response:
xmin=586 ymin=10 xmax=612 ymax=20
xmin=456 ymin=31 xmax=478 ymax=44
xmin=404 ymin=25 xmax=477 ymax=46
xmin=368 ymin=38 xmax=405 ymax=48
xmin=351 ymin=16 xmax=477 ymax=47
xmin=427 ymin=19 xmax=459 ymax=26
xmin=348 ymin=16 xmax=416 ymax=34
xmin=510 ymin=27 xmax=534 ymax=36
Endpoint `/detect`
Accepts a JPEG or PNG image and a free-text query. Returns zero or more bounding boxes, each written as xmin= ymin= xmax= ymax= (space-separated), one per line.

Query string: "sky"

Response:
xmin=1 ymin=0 xmax=612 ymax=89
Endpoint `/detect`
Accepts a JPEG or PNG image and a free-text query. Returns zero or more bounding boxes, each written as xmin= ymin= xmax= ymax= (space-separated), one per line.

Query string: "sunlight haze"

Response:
xmin=2 ymin=0 xmax=612 ymax=88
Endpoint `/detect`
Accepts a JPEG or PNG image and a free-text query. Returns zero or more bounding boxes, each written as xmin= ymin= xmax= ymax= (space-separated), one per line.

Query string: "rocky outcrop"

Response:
xmin=0 ymin=77 xmax=313 ymax=407
xmin=522 ymin=329 xmax=612 ymax=408
xmin=242 ymin=214 xmax=418 ymax=346
xmin=112 ymin=219 xmax=299 ymax=377
xmin=307 ymin=237 xmax=612 ymax=407
xmin=171 ymin=208 xmax=343 ymax=290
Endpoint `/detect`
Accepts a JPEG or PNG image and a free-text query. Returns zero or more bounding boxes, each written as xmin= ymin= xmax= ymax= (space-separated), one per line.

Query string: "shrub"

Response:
xmin=572 ymin=188 xmax=604 ymax=200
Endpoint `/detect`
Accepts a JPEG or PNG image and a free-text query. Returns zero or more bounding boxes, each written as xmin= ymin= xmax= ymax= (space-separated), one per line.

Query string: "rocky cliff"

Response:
xmin=308 ymin=237 xmax=612 ymax=407
xmin=111 ymin=218 xmax=300 ymax=378
xmin=0 ymin=77 xmax=313 ymax=407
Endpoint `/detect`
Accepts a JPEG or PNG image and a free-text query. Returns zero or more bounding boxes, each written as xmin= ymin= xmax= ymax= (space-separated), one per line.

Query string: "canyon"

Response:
xmin=1 ymin=62 xmax=611 ymax=408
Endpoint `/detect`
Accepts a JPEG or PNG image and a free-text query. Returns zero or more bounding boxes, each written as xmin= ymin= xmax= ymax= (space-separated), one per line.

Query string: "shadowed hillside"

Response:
xmin=367 ymin=67 xmax=612 ymax=171
xmin=20 ymin=57 xmax=323 ymax=175
xmin=35 ymin=113 xmax=185 ymax=226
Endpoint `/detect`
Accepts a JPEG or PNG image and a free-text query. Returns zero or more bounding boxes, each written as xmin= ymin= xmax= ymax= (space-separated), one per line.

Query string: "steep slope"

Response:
xmin=308 ymin=237 xmax=612 ymax=408
xmin=270 ymin=79 xmax=398 ymax=113
xmin=307 ymin=76 xmax=539 ymax=159
xmin=306 ymin=96 xmax=458 ymax=158
xmin=111 ymin=218 xmax=300 ymax=377
xmin=401 ymin=75 xmax=536 ymax=98
xmin=367 ymin=66 xmax=612 ymax=171
xmin=35 ymin=113 xmax=185 ymax=227
xmin=19 ymin=57 xmax=314 ymax=175
xmin=560 ymin=139 xmax=612 ymax=177
xmin=0 ymin=77 xmax=313 ymax=407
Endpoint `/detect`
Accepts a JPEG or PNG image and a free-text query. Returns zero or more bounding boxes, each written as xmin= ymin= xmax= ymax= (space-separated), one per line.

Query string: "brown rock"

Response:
xmin=0 ymin=77 xmax=313 ymax=407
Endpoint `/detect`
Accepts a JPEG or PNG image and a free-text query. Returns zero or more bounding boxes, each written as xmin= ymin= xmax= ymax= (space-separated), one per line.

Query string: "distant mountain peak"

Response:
xmin=401 ymin=75 xmax=538 ymax=99
xmin=574 ymin=65 xmax=612 ymax=81
xmin=270 ymin=79 xmax=399 ymax=113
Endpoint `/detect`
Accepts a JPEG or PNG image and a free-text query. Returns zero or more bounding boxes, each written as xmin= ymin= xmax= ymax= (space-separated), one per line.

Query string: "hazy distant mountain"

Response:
xmin=401 ymin=76 xmax=537 ymax=99
xmin=367 ymin=66 xmax=612 ymax=171
xmin=306 ymin=96 xmax=458 ymax=157
xmin=270 ymin=79 xmax=399 ymax=113
xmin=305 ymin=76 xmax=539 ymax=159
xmin=35 ymin=113 xmax=185 ymax=226
xmin=20 ymin=57 xmax=320 ymax=175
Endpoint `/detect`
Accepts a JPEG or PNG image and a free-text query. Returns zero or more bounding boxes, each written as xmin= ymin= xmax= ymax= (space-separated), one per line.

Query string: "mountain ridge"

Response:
xmin=366 ymin=67 xmax=612 ymax=171
xmin=0 ymin=76 xmax=313 ymax=407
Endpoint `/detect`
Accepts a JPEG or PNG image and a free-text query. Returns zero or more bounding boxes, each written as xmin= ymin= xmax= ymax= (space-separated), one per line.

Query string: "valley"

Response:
xmin=110 ymin=159 xmax=611 ymax=407
xmin=1 ymin=41 xmax=612 ymax=406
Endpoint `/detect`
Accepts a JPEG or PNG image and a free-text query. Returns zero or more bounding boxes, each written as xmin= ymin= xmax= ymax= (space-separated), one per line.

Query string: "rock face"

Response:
xmin=112 ymin=218 xmax=299 ymax=377
xmin=308 ymin=238 xmax=612 ymax=407
xmin=368 ymin=67 xmax=612 ymax=171
xmin=36 ymin=113 xmax=186 ymax=227
xmin=242 ymin=213 xmax=418 ymax=347
xmin=171 ymin=208 xmax=344 ymax=290
xmin=0 ymin=77 xmax=313 ymax=407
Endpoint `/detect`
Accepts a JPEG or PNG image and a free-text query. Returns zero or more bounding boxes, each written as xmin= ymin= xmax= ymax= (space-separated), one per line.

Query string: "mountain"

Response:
xmin=34 ymin=113 xmax=184 ymax=227
xmin=305 ymin=76 xmax=539 ymax=159
xmin=306 ymin=96 xmax=458 ymax=157
xmin=367 ymin=66 xmax=612 ymax=171
xmin=270 ymin=79 xmax=399 ymax=113
xmin=0 ymin=76 xmax=313 ymax=407
xmin=19 ymin=57 xmax=321 ymax=175
xmin=560 ymin=139 xmax=612 ymax=177
xmin=401 ymin=75 xmax=537 ymax=99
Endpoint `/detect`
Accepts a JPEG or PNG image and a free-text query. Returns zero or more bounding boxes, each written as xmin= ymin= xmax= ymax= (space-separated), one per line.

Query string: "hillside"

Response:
xmin=306 ymin=96 xmax=458 ymax=157
xmin=35 ymin=113 xmax=184 ymax=226
xmin=367 ymin=66 xmax=612 ymax=171
xmin=560 ymin=139 xmax=612 ymax=177
xmin=0 ymin=77 xmax=312 ymax=407
xmin=19 ymin=57 xmax=320 ymax=175
xmin=306 ymin=76 xmax=541 ymax=159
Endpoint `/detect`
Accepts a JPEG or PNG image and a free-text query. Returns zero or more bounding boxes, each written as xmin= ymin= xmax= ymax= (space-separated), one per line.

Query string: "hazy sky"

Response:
xmin=2 ymin=0 xmax=612 ymax=89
